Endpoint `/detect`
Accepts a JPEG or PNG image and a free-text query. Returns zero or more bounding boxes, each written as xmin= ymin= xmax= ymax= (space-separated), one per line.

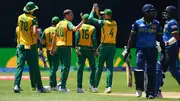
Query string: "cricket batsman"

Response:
xmin=88 ymin=3 xmax=117 ymax=93
xmin=122 ymin=4 xmax=163 ymax=99
xmin=155 ymin=5 xmax=180 ymax=97
xmin=75 ymin=14 xmax=97 ymax=93
xmin=51 ymin=9 xmax=84 ymax=92
xmin=13 ymin=2 xmax=47 ymax=93
xmin=41 ymin=16 xmax=60 ymax=90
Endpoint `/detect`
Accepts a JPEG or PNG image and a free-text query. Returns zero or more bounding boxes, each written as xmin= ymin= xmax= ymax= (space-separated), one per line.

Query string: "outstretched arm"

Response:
xmin=68 ymin=14 xmax=84 ymax=32
xmin=88 ymin=4 xmax=104 ymax=27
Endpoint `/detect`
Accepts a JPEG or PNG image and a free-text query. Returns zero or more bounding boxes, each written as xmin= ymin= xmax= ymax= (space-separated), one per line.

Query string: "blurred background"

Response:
xmin=0 ymin=0 xmax=178 ymax=48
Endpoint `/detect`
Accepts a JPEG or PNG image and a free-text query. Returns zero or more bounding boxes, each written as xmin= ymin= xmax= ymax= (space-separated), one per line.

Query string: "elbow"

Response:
xmin=88 ymin=17 xmax=93 ymax=21
xmin=73 ymin=27 xmax=78 ymax=32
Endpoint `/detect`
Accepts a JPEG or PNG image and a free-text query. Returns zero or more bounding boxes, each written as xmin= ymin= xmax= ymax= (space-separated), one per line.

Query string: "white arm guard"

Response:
xmin=156 ymin=41 xmax=162 ymax=52
xmin=168 ymin=37 xmax=177 ymax=45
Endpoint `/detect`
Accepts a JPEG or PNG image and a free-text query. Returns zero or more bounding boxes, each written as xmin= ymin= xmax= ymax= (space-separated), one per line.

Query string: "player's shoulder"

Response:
xmin=168 ymin=19 xmax=178 ymax=25
xmin=18 ymin=13 xmax=25 ymax=19
xmin=16 ymin=26 xmax=19 ymax=31
xmin=44 ymin=27 xmax=51 ymax=33
xmin=87 ymin=24 xmax=95 ymax=29
xmin=153 ymin=19 xmax=160 ymax=24
xmin=81 ymin=24 xmax=95 ymax=30
xmin=104 ymin=20 xmax=117 ymax=26
xmin=112 ymin=20 xmax=117 ymax=24
xmin=135 ymin=18 xmax=146 ymax=24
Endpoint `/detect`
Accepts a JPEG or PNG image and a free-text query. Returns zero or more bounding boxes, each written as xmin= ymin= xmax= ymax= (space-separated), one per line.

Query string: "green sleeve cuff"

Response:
xmin=75 ymin=31 xmax=80 ymax=47
xmin=67 ymin=22 xmax=74 ymax=30
xmin=32 ymin=18 xmax=38 ymax=26
xmin=88 ymin=11 xmax=104 ymax=27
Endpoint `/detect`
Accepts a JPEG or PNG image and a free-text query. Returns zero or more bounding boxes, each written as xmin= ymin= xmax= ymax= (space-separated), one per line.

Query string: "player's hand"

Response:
xmin=122 ymin=46 xmax=130 ymax=61
xmin=92 ymin=3 xmax=98 ymax=11
xmin=76 ymin=49 xmax=81 ymax=56
xmin=40 ymin=38 xmax=45 ymax=45
xmin=39 ymin=49 xmax=44 ymax=55
xmin=95 ymin=5 xmax=99 ymax=14
xmin=94 ymin=51 xmax=98 ymax=58
xmin=50 ymin=49 xmax=55 ymax=56
xmin=164 ymin=42 xmax=169 ymax=46
xmin=80 ymin=12 xmax=85 ymax=22
xmin=156 ymin=41 xmax=162 ymax=52
xmin=122 ymin=51 xmax=130 ymax=61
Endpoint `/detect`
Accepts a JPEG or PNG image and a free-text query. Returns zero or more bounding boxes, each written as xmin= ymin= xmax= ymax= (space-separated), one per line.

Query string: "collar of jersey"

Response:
xmin=105 ymin=18 xmax=112 ymax=21
xmin=142 ymin=17 xmax=153 ymax=25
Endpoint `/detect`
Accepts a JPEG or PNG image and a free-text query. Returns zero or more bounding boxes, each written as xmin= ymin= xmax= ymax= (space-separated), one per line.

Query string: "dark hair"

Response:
xmin=63 ymin=9 xmax=72 ymax=17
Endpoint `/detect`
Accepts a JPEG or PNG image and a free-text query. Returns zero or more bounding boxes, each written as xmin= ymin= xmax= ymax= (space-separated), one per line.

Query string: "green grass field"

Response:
xmin=0 ymin=71 xmax=180 ymax=101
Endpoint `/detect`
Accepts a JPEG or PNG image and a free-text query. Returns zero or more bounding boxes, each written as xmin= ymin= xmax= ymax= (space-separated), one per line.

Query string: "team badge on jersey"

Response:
xmin=171 ymin=25 xmax=177 ymax=29
xmin=152 ymin=25 xmax=156 ymax=28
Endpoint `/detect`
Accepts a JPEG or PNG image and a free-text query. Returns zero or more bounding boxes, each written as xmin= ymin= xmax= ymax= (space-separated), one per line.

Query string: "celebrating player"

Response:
xmin=75 ymin=14 xmax=97 ymax=93
xmin=13 ymin=2 xmax=47 ymax=93
xmin=41 ymin=16 xmax=60 ymax=90
xmin=122 ymin=4 xmax=162 ymax=99
xmin=89 ymin=3 xmax=117 ymax=93
xmin=156 ymin=5 xmax=180 ymax=96
xmin=51 ymin=9 xmax=84 ymax=92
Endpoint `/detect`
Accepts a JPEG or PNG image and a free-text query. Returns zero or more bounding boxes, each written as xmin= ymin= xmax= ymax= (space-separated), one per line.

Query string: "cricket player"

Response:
xmin=122 ymin=4 xmax=162 ymax=99
xmin=155 ymin=5 xmax=180 ymax=97
xmin=15 ymin=26 xmax=37 ymax=91
xmin=51 ymin=9 xmax=84 ymax=92
xmin=75 ymin=14 xmax=97 ymax=93
xmin=88 ymin=3 xmax=117 ymax=93
xmin=41 ymin=16 xmax=60 ymax=90
xmin=13 ymin=2 xmax=47 ymax=93
xmin=38 ymin=28 xmax=48 ymax=68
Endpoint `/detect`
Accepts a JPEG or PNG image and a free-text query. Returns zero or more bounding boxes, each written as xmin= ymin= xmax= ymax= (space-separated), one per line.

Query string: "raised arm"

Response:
xmin=68 ymin=14 xmax=84 ymax=32
xmin=88 ymin=4 xmax=104 ymax=27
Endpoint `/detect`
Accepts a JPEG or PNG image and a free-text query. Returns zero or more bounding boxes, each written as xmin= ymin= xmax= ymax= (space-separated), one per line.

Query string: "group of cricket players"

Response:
xmin=13 ymin=1 xmax=179 ymax=99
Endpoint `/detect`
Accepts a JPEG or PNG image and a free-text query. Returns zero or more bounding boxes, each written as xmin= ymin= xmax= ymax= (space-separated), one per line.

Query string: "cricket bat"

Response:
xmin=123 ymin=46 xmax=133 ymax=87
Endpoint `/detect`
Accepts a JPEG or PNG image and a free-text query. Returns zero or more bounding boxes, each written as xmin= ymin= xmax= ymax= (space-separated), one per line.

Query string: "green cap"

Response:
xmin=82 ymin=14 xmax=89 ymax=20
xmin=100 ymin=9 xmax=112 ymax=15
xmin=52 ymin=16 xmax=60 ymax=24
xmin=23 ymin=2 xmax=38 ymax=13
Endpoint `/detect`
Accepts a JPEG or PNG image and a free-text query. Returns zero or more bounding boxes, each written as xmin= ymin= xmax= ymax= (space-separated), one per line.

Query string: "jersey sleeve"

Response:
xmin=88 ymin=11 xmax=104 ymax=27
xmin=67 ymin=22 xmax=75 ymax=31
xmin=41 ymin=31 xmax=46 ymax=40
xmin=169 ymin=22 xmax=179 ymax=34
xmin=131 ymin=22 xmax=138 ymax=33
xmin=92 ymin=28 xmax=97 ymax=50
xmin=32 ymin=18 xmax=38 ymax=26
xmin=75 ymin=31 xmax=80 ymax=47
